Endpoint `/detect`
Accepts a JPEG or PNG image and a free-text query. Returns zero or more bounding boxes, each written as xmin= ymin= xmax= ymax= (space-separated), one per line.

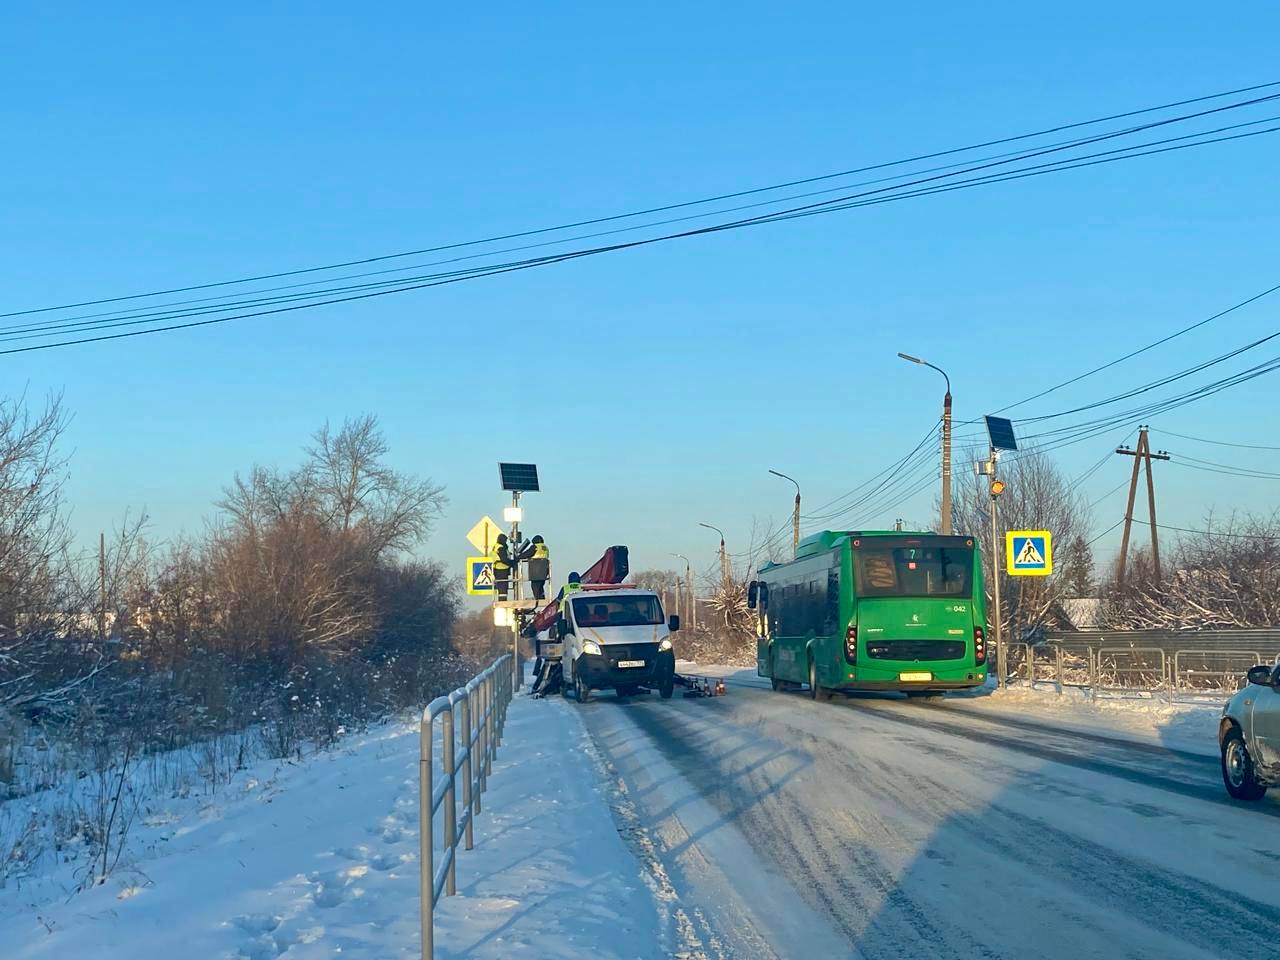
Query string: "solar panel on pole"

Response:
xmin=984 ymin=416 xmax=1018 ymax=452
xmin=498 ymin=462 xmax=540 ymax=492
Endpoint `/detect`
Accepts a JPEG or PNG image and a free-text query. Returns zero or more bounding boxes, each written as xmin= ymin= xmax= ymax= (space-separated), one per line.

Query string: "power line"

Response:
xmin=8 ymin=79 xmax=1279 ymax=322
xmin=1086 ymin=517 xmax=1127 ymax=547
xmin=1088 ymin=478 xmax=1134 ymax=511
xmin=993 ymin=282 xmax=1280 ymax=415
xmin=11 ymin=110 xmax=1277 ymax=350
xmin=1157 ymin=428 xmax=1280 ymax=451
xmin=2 ymin=91 xmax=1278 ymax=354
xmin=1130 ymin=518 xmax=1280 ymax=541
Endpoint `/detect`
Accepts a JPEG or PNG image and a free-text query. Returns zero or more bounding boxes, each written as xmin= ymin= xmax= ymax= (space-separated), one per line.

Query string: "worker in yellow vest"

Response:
xmin=520 ymin=535 xmax=551 ymax=600
xmin=493 ymin=534 xmax=514 ymax=600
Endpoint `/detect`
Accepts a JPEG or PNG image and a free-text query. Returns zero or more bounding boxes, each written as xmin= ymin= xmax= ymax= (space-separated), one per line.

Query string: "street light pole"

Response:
xmin=698 ymin=522 xmax=728 ymax=591
xmin=898 ymin=352 xmax=952 ymax=536
xmin=768 ymin=469 xmax=801 ymax=557
xmin=671 ymin=553 xmax=694 ymax=631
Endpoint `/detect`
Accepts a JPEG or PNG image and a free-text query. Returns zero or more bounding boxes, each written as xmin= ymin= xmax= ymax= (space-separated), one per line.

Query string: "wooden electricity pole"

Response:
xmin=98 ymin=531 xmax=107 ymax=642
xmin=1115 ymin=427 xmax=1171 ymax=585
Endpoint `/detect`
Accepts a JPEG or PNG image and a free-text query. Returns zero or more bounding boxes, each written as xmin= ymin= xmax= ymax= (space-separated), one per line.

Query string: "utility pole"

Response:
xmin=1115 ymin=427 xmax=1170 ymax=585
xmin=898 ymin=353 xmax=952 ymax=535
xmin=768 ymin=469 xmax=801 ymax=557
xmin=989 ymin=460 xmax=1007 ymax=688
xmin=671 ymin=554 xmax=694 ymax=630
xmin=98 ymin=531 xmax=107 ymax=643
xmin=699 ymin=522 xmax=728 ymax=592
xmin=976 ymin=451 xmax=1008 ymax=687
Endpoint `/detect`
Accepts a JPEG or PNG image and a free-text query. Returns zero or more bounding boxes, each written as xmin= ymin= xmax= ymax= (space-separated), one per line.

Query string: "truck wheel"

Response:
xmin=575 ymin=666 xmax=591 ymax=704
xmin=770 ymin=651 xmax=784 ymax=691
xmin=808 ymin=658 xmax=830 ymax=702
xmin=659 ymin=672 xmax=674 ymax=700
xmin=1222 ymin=727 xmax=1267 ymax=801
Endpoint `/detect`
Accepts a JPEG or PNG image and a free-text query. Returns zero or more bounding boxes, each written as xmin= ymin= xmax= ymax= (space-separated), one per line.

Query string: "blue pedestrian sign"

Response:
xmin=1006 ymin=530 xmax=1052 ymax=576
xmin=467 ymin=556 xmax=496 ymax=595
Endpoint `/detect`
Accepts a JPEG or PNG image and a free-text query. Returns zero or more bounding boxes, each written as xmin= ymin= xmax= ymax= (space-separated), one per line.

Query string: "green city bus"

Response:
xmin=751 ymin=530 xmax=988 ymax=698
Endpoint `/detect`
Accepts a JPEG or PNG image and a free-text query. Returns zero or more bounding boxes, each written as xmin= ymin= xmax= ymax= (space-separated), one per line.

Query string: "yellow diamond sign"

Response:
xmin=466 ymin=516 xmax=504 ymax=555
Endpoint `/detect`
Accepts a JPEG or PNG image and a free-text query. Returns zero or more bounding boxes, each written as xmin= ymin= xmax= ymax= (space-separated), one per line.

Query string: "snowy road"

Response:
xmin=586 ymin=682 xmax=1280 ymax=960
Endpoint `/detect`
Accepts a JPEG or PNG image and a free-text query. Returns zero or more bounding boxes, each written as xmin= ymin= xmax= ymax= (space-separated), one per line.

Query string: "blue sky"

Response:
xmin=2 ymin=2 xmax=1278 ymax=586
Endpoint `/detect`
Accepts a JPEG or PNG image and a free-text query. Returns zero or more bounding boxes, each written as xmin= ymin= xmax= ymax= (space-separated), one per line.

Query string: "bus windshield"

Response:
xmin=855 ymin=543 xmax=973 ymax=598
xmin=572 ymin=595 xmax=664 ymax=627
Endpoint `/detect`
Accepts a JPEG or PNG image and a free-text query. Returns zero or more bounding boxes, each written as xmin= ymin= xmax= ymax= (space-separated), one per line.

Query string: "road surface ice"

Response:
xmin=586 ymin=674 xmax=1280 ymax=960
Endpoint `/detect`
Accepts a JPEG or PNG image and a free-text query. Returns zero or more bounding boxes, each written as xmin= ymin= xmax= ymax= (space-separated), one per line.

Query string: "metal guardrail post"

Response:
xmin=419 ymin=701 xmax=436 ymax=960
xmin=1088 ymin=646 xmax=1097 ymax=699
xmin=460 ymin=684 xmax=475 ymax=851
xmin=442 ymin=698 xmax=457 ymax=897
xmin=1054 ymin=644 xmax=1063 ymax=695
xmin=484 ymin=673 xmax=495 ymax=778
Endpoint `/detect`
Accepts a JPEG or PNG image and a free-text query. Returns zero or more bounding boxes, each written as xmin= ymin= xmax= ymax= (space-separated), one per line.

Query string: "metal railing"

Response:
xmin=419 ymin=655 xmax=513 ymax=959
xmin=1008 ymin=633 xmax=1280 ymax=702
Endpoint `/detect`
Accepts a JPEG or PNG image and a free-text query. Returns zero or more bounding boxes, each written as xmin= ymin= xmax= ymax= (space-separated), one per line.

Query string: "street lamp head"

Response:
xmin=897 ymin=351 xmax=924 ymax=364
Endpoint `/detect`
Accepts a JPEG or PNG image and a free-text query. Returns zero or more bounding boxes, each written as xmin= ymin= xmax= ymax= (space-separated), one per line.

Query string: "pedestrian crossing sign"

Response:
xmin=467 ymin=556 xmax=496 ymax=595
xmin=1006 ymin=531 xmax=1052 ymax=576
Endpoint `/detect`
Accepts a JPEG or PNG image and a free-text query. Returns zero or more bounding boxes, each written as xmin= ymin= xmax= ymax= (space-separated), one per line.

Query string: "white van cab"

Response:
xmin=555 ymin=585 xmax=679 ymax=702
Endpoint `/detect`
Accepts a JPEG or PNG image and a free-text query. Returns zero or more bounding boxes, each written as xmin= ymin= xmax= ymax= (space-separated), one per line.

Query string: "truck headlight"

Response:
xmin=659 ymin=637 xmax=673 ymax=652
xmin=581 ymin=640 xmax=602 ymax=656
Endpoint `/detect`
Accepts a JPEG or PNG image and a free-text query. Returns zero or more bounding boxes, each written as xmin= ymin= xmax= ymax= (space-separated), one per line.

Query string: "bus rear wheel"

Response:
xmin=808 ymin=659 xmax=830 ymax=702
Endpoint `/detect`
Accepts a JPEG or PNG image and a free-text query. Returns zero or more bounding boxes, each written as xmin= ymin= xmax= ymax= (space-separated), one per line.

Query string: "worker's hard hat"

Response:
xmin=532 ymin=535 xmax=544 ymax=543
xmin=568 ymin=571 xmax=581 ymax=582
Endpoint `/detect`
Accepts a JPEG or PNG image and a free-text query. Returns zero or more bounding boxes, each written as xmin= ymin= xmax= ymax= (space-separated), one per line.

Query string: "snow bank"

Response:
xmin=4 ymin=691 xmax=662 ymax=959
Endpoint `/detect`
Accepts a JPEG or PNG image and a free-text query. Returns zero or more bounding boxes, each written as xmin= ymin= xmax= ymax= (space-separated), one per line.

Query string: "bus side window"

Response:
xmin=824 ymin=567 xmax=840 ymax=634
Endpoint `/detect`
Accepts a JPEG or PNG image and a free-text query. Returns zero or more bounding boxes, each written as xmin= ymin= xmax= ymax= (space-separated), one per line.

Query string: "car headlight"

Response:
xmin=581 ymin=640 xmax=602 ymax=656
xmin=659 ymin=637 xmax=673 ymax=652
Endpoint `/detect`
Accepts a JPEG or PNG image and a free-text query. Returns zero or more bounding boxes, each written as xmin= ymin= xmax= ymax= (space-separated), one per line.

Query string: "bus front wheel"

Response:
xmin=809 ymin=659 xmax=830 ymax=702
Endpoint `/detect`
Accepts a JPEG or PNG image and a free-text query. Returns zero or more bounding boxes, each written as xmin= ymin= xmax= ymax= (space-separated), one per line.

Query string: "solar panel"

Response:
xmin=984 ymin=416 xmax=1018 ymax=452
xmin=498 ymin=462 xmax=540 ymax=492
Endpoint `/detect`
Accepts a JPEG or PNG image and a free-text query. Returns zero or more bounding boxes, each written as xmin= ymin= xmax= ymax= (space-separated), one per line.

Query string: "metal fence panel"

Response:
xmin=1090 ymin=646 xmax=1167 ymax=698
xmin=1171 ymin=649 xmax=1263 ymax=702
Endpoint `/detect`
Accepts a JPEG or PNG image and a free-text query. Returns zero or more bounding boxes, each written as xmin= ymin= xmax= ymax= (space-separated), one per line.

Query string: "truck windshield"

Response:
xmin=855 ymin=544 xmax=973 ymax=598
xmin=572 ymin=595 xmax=664 ymax=627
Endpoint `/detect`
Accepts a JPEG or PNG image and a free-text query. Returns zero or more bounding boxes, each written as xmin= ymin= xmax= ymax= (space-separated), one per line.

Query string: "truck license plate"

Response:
xmin=617 ymin=659 xmax=645 ymax=668
xmin=899 ymin=671 xmax=933 ymax=682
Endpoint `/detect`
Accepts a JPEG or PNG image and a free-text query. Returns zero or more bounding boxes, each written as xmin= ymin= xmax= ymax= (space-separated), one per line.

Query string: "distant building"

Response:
xmin=1054 ymin=597 xmax=1106 ymax=631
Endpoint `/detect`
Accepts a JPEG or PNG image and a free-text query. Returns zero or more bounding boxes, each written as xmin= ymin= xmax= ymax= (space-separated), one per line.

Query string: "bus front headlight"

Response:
xmin=659 ymin=637 xmax=673 ymax=652
xmin=581 ymin=640 xmax=602 ymax=656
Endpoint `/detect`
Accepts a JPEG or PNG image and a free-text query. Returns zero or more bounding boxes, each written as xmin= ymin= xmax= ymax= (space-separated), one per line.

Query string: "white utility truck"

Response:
xmin=553 ymin=584 xmax=679 ymax=702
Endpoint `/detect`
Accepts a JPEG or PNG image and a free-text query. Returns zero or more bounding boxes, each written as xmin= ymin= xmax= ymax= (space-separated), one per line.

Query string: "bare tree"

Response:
xmin=307 ymin=417 xmax=445 ymax=554
xmin=1108 ymin=511 xmax=1280 ymax=628
xmin=951 ymin=449 xmax=1092 ymax=639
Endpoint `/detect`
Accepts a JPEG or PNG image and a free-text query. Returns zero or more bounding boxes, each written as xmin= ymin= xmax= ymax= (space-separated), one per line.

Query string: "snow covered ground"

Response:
xmin=5 ymin=660 xmax=1267 ymax=959
xmin=3 ymin=688 xmax=668 ymax=959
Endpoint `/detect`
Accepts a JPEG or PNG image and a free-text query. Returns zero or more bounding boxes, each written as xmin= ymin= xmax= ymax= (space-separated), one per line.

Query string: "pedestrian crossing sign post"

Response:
xmin=466 ymin=556 xmax=496 ymax=596
xmin=1006 ymin=530 xmax=1052 ymax=576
